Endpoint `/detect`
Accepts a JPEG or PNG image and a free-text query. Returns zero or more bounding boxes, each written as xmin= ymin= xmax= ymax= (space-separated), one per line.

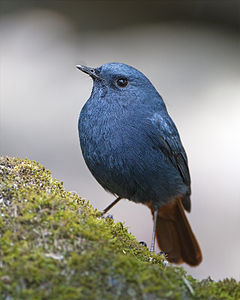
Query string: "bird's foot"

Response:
xmin=158 ymin=251 xmax=169 ymax=265
xmin=105 ymin=214 xmax=114 ymax=220
xmin=139 ymin=241 xmax=147 ymax=247
xmin=101 ymin=213 xmax=114 ymax=220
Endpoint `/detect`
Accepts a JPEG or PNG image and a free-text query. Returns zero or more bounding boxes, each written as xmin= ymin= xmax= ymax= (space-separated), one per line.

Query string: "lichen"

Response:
xmin=0 ymin=156 xmax=239 ymax=300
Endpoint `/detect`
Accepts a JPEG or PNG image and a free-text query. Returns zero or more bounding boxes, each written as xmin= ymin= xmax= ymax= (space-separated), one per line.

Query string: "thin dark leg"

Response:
xmin=150 ymin=209 xmax=158 ymax=253
xmin=101 ymin=197 xmax=122 ymax=216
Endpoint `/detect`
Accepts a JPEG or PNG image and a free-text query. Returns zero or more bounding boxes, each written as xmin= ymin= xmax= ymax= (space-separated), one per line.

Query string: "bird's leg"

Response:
xmin=101 ymin=197 xmax=122 ymax=216
xmin=150 ymin=209 xmax=158 ymax=253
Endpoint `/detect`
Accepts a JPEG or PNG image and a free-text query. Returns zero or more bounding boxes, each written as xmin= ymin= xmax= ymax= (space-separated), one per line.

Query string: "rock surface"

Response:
xmin=0 ymin=157 xmax=239 ymax=299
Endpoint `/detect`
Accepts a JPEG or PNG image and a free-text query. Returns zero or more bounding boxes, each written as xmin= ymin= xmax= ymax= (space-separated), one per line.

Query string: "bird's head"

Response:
xmin=76 ymin=62 xmax=162 ymax=106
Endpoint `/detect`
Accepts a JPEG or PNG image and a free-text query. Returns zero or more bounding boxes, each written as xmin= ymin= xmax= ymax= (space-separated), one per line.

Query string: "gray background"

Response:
xmin=1 ymin=0 xmax=240 ymax=281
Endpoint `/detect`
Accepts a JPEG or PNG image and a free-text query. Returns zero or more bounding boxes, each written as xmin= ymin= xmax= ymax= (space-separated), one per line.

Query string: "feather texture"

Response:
xmin=149 ymin=197 xmax=202 ymax=266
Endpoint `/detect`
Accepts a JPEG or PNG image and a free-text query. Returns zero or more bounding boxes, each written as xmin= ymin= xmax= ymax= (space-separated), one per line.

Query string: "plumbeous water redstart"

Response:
xmin=77 ymin=62 xmax=202 ymax=266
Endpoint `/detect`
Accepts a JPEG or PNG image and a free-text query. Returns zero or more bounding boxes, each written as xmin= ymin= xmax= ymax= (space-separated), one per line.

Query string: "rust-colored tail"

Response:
xmin=150 ymin=197 xmax=202 ymax=266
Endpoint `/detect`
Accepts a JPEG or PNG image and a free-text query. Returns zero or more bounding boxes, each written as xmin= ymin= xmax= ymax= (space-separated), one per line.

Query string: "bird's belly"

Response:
xmin=80 ymin=128 xmax=135 ymax=198
xmin=80 ymin=123 xmax=186 ymax=206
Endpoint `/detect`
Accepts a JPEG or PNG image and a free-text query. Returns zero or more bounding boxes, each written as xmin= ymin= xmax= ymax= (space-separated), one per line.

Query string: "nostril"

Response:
xmin=90 ymin=69 xmax=95 ymax=73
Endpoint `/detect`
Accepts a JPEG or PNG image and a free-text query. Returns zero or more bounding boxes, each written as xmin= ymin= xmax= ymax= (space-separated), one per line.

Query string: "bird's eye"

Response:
xmin=116 ymin=78 xmax=128 ymax=88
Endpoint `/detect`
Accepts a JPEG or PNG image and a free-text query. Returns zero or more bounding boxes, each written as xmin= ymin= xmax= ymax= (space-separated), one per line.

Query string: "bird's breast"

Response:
xmin=78 ymin=100 xmax=187 ymax=203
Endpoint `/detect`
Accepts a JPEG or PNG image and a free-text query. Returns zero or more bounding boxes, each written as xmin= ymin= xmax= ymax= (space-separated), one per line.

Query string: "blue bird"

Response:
xmin=76 ymin=62 xmax=202 ymax=266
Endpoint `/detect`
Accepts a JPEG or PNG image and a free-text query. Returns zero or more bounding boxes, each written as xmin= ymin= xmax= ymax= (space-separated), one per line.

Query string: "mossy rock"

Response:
xmin=0 ymin=157 xmax=239 ymax=300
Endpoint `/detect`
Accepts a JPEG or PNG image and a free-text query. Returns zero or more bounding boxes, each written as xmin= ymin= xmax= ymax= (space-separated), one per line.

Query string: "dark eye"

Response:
xmin=116 ymin=78 xmax=128 ymax=88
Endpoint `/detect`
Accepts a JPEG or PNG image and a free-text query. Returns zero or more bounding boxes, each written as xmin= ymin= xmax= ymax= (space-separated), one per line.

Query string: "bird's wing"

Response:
xmin=149 ymin=112 xmax=191 ymax=211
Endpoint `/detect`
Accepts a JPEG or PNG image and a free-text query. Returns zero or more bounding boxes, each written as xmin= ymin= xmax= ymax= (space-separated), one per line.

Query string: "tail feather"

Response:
xmin=151 ymin=197 xmax=202 ymax=266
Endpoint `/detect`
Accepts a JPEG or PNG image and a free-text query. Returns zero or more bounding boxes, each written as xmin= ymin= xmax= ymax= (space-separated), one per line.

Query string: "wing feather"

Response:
xmin=149 ymin=112 xmax=191 ymax=211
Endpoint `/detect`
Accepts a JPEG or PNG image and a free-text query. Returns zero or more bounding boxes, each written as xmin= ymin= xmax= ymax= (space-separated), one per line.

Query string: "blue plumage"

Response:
xmin=78 ymin=63 xmax=190 ymax=210
xmin=77 ymin=62 xmax=202 ymax=266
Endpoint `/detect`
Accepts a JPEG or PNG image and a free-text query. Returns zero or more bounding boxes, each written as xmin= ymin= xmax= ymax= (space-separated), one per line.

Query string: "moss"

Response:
xmin=0 ymin=156 xmax=239 ymax=300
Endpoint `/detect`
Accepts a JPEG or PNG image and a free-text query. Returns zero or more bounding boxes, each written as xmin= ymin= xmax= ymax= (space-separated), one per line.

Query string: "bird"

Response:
xmin=76 ymin=62 xmax=202 ymax=266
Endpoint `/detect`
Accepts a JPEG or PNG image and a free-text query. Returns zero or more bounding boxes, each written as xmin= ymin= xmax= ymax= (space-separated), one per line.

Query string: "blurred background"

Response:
xmin=1 ymin=0 xmax=239 ymax=281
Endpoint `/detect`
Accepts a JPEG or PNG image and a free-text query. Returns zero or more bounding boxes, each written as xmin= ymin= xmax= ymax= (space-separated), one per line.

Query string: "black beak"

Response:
xmin=76 ymin=65 xmax=100 ymax=80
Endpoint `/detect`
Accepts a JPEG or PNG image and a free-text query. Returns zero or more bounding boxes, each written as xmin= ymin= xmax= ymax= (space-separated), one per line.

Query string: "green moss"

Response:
xmin=0 ymin=156 xmax=239 ymax=299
